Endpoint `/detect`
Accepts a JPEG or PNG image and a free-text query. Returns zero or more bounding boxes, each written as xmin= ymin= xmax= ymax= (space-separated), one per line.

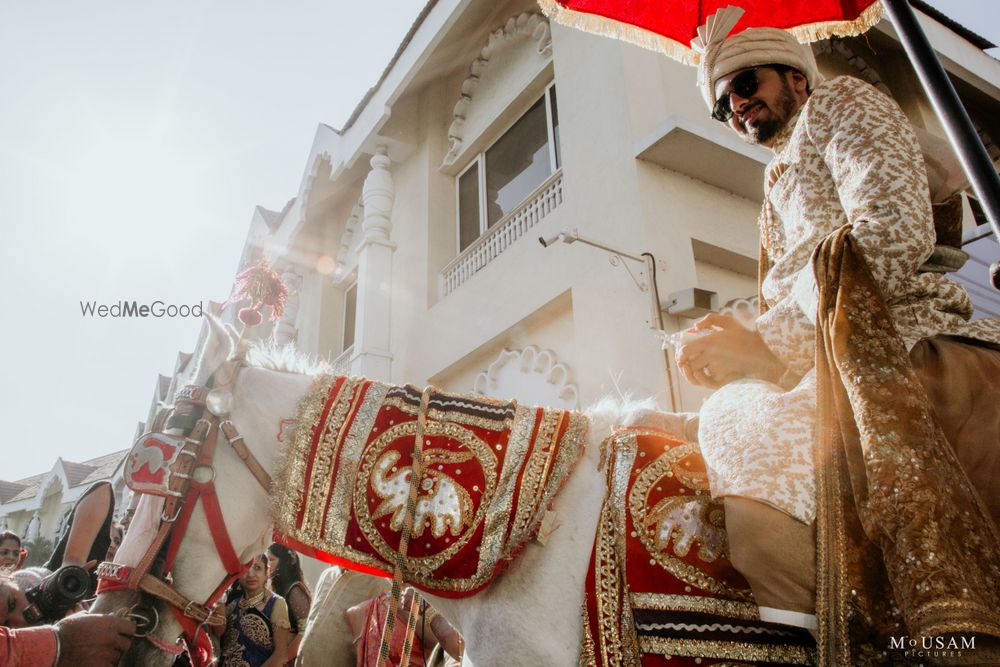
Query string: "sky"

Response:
xmin=0 ymin=1 xmax=998 ymax=481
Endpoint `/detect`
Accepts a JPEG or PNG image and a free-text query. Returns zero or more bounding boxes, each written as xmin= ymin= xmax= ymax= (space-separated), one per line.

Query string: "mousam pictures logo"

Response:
xmin=889 ymin=635 xmax=976 ymax=660
xmin=80 ymin=300 xmax=204 ymax=319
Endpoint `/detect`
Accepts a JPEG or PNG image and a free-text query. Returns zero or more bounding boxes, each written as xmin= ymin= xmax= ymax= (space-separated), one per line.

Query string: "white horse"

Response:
xmin=92 ymin=315 xmax=674 ymax=666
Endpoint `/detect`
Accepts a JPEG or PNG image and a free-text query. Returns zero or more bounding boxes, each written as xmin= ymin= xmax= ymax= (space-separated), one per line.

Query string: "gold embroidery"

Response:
xmin=627 ymin=441 xmax=749 ymax=598
xmin=510 ymin=409 xmax=560 ymax=542
xmin=353 ymin=420 xmax=497 ymax=578
xmin=630 ymin=592 xmax=759 ymax=621
xmin=326 ymin=381 xmax=388 ymax=545
xmin=272 ymin=374 xmax=337 ymax=535
xmin=238 ymin=612 xmax=274 ymax=650
xmin=814 ymin=226 xmax=1000 ymax=663
xmin=302 ymin=378 xmax=362 ymax=537
xmin=587 ymin=429 xmax=814 ymax=666
xmin=590 ymin=431 xmax=639 ymax=667
xmin=637 ymin=636 xmax=814 ymax=664
xmin=478 ymin=405 xmax=536 ymax=573
xmin=274 ymin=377 xmax=587 ymax=593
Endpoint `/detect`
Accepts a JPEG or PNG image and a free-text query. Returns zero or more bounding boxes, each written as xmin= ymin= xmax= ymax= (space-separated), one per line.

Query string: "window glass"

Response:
xmin=458 ymin=163 xmax=481 ymax=251
xmin=550 ymin=87 xmax=561 ymax=169
xmin=484 ymin=96 xmax=551 ymax=226
xmin=343 ymin=282 xmax=357 ymax=350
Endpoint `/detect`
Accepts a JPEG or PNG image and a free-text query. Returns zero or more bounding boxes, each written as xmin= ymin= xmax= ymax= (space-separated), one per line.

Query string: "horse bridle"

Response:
xmin=96 ymin=358 xmax=274 ymax=657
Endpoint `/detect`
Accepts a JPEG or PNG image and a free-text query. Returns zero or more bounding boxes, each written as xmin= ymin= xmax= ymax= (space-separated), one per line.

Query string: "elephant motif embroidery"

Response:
xmin=643 ymin=496 xmax=729 ymax=563
xmin=371 ymin=449 xmax=474 ymax=539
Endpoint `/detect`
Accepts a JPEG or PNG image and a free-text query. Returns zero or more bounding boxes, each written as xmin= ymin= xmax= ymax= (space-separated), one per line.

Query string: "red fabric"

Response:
xmin=274 ymin=377 xmax=587 ymax=599
xmin=273 ymin=534 xmax=391 ymax=580
xmin=0 ymin=627 xmax=57 ymax=667
xmin=582 ymin=428 xmax=815 ymax=666
xmin=354 ymin=593 xmax=426 ymax=667
xmin=554 ymin=0 xmax=877 ymax=46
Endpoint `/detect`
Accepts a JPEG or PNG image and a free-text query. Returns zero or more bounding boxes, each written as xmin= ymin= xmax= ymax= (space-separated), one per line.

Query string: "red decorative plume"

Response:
xmin=230 ymin=260 xmax=288 ymax=326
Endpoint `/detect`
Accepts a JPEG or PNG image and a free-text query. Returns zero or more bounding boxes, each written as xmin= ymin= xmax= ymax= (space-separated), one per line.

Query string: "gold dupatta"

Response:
xmin=806 ymin=225 xmax=1000 ymax=664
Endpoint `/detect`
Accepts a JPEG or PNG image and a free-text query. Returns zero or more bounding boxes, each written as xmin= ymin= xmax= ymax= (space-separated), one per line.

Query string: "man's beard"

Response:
xmin=742 ymin=83 xmax=797 ymax=145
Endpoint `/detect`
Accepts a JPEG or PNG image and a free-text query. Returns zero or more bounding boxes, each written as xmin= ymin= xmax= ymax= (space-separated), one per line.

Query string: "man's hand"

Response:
xmin=676 ymin=313 xmax=784 ymax=389
xmin=55 ymin=613 xmax=134 ymax=666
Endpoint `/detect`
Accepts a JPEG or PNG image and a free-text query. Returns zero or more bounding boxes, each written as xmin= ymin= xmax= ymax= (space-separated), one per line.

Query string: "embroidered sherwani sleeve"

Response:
xmin=809 ymin=78 xmax=933 ymax=295
xmin=756 ymin=287 xmax=817 ymax=376
xmin=757 ymin=78 xmax=933 ymax=374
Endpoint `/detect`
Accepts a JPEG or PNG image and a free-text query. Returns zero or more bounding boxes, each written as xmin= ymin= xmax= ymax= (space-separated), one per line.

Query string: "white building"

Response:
xmin=229 ymin=0 xmax=1000 ymax=414
xmin=6 ymin=0 xmax=997 ymax=551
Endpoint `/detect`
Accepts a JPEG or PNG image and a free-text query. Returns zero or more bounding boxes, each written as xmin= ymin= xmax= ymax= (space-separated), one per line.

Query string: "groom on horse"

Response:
xmin=668 ymin=8 xmax=1000 ymax=661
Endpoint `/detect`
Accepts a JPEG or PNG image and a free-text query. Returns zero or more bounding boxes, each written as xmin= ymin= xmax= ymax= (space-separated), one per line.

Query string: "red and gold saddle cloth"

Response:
xmin=273 ymin=375 xmax=587 ymax=597
xmin=582 ymin=428 xmax=816 ymax=666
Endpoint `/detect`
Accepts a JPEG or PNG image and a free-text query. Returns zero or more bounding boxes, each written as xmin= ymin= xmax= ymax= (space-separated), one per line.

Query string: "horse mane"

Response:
xmin=245 ymin=342 xmax=330 ymax=376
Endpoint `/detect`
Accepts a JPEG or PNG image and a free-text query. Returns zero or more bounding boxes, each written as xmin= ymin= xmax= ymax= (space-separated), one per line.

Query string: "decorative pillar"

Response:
xmin=273 ymin=272 xmax=303 ymax=346
xmin=350 ymin=146 xmax=396 ymax=380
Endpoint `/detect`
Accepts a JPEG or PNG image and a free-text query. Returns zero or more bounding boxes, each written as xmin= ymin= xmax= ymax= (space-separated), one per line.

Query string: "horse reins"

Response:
xmin=96 ymin=358 xmax=274 ymax=656
xmin=375 ymin=386 xmax=432 ymax=667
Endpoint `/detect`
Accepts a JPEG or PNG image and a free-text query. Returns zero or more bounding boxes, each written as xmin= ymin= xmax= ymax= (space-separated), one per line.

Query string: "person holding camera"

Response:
xmin=1 ymin=577 xmax=135 ymax=666
xmin=44 ymin=483 xmax=115 ymax=599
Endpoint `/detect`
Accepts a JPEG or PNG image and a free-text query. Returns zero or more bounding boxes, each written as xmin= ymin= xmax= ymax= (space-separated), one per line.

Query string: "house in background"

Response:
xmin=0 ymin=356 xmax=194 ymax=544
xmin=230 ymin=0 xmax=1000 ymax=414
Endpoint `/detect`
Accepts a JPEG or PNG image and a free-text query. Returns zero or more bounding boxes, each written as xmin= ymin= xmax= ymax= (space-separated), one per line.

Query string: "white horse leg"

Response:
xmin=424 ymin=425 xmax=606 ymax=667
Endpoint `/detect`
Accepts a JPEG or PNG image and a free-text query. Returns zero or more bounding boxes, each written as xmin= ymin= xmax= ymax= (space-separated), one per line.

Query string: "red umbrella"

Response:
xmin=538 ymin=0 xmax=1000 ymax=286
xmin=537 ymin=0 xmax=882 ymax=63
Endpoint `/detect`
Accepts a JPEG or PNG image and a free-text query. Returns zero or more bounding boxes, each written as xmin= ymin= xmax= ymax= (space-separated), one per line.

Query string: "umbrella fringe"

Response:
xmin=537 ymin=0 xmax=884 ymax=63
xmin=787 ymin=2 xmax=885 ymax=45
xmin=536 ymin=0 xmax=701 ymax=65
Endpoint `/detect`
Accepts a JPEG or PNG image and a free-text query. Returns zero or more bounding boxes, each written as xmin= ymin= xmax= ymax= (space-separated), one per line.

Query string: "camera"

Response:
xmin=22 ymin=565 xmax=91 ymax=625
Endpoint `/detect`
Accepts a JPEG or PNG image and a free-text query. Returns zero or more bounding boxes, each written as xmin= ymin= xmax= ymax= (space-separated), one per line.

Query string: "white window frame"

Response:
xmin=455 ymin=82 xmax=560 ymax=253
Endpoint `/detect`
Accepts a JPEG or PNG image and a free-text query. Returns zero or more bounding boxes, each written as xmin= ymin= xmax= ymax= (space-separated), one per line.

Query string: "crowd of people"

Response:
xmin=1 ymin=482 xmax=136 ymax=666
xmin=2 ymin=482 xmax=465 ymax=667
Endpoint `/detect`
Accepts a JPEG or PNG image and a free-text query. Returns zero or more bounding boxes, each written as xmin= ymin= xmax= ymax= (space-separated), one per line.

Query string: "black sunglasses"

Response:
xmin=712 ymin=68 xmax=760 ymax=122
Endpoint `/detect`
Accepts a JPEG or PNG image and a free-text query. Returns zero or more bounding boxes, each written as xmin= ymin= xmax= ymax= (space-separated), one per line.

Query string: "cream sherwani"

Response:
xmin=698 ymin=75 xmax=1000 ymax=522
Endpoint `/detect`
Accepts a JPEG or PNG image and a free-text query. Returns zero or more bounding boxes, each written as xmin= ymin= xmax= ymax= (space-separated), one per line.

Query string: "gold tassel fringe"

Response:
xmin=537 ymin=0 xmax=885 ymax=64
xmin=788 ymin=1 xmax=885 ymax=44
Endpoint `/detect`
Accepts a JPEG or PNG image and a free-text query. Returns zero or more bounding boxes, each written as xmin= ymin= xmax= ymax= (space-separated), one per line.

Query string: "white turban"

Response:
xmin=693 ymin=6 xmax=823 ymax=111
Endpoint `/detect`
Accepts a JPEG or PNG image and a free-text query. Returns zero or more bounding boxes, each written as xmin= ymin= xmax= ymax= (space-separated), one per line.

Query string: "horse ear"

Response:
xmin=191 ymin=314 xmax=237 ymax=386
xmin=224 ymin=323 xmax=241 ymax=346
xmin=206 ymin=314 xmax=237 ymax=352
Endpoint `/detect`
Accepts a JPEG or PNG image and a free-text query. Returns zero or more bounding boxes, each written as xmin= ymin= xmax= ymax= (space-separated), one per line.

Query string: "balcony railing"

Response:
xmin=331 ymin=345 xmax=353 ymax=376
xmin=441 ymin=169 xmax=563 ymax=296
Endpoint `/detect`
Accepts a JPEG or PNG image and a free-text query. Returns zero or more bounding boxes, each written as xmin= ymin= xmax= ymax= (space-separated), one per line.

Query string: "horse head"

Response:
xmin=92 ymin=314 xmax=316 ymax=666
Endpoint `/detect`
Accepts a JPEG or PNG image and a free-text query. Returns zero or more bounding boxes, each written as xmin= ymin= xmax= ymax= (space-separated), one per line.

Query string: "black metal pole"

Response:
xmin=881 ymin=0 xmax=1000 ymax=288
